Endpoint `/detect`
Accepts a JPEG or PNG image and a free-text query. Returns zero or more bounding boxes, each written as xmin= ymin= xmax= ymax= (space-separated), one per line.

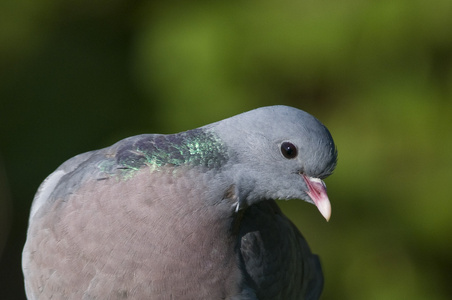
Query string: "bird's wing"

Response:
xmin=238 ymin=200 xmax=324 ymax=300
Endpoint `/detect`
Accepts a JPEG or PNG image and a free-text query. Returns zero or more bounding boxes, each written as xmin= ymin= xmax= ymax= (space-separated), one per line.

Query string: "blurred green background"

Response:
xmin=1 ymin=0 xmax=451 ymax=299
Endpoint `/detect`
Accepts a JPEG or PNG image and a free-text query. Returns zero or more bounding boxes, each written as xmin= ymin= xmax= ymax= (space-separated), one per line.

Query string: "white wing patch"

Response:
xmin=29 ymin=169 xmax=66 ymax=221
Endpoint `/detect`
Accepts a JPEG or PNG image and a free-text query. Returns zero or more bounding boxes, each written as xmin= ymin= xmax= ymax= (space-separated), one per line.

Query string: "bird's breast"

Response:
xmin=24 ymin=167 xmax=243 ymax=299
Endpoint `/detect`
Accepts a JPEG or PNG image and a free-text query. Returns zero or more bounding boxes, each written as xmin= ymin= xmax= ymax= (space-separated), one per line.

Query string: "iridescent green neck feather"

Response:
xmin=99 ymin=128 xmax=228 ymax=178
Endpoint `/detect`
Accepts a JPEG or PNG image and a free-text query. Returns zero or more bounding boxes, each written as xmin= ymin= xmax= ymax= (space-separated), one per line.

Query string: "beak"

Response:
xmin=302 ymin=175 xmax=332 ymax=221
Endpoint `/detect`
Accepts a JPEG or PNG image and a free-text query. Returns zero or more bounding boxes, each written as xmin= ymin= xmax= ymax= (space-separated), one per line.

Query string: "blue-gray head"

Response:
xmin=209 ymin=105 xmax=337 ymax=220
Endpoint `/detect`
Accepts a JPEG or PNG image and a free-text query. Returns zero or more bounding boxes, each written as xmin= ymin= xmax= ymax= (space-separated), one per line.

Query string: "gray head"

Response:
xmin=208 ymin=105 xmax=337 ymax=220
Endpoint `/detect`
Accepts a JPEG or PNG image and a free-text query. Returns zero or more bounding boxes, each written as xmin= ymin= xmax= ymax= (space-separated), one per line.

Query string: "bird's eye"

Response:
xmin=280 ymin=142 xmax=298 ymax=159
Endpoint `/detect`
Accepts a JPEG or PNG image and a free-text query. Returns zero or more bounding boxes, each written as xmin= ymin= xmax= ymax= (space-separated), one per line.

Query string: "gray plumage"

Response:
xmin=22 ymin=105 xmax=337 ymax=299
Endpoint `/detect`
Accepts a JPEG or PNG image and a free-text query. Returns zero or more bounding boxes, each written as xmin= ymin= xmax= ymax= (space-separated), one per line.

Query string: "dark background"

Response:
xmin=1 ymin=1 xmax=451 ymax=299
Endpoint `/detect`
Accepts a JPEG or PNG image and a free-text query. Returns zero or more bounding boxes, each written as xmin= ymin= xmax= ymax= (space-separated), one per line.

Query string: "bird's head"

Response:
xmin=209 ymin=105 xmax=337 ymax=221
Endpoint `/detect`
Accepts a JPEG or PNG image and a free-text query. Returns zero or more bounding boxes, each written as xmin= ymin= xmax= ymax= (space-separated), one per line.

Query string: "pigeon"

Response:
xmin=22 ymin=105 xmax=337 ymax=300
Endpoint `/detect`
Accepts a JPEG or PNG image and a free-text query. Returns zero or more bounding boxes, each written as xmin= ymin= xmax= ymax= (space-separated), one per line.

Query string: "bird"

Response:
xmin=22 ymin=105 xmax=337 ymax=300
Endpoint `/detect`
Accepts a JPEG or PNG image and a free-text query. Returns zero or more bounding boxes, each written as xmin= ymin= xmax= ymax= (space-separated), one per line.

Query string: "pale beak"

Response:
xmin=302 ymin=175 xmax=332 ymax=221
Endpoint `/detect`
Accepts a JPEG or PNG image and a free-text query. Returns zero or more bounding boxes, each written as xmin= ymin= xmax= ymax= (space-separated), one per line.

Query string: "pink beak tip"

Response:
xmin=302 ymin=175 xmax=332 ymax=222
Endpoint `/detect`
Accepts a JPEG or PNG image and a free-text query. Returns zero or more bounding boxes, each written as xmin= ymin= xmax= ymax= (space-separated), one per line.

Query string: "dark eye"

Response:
xmin=280 ymin=142 xmax=298 ymax=159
